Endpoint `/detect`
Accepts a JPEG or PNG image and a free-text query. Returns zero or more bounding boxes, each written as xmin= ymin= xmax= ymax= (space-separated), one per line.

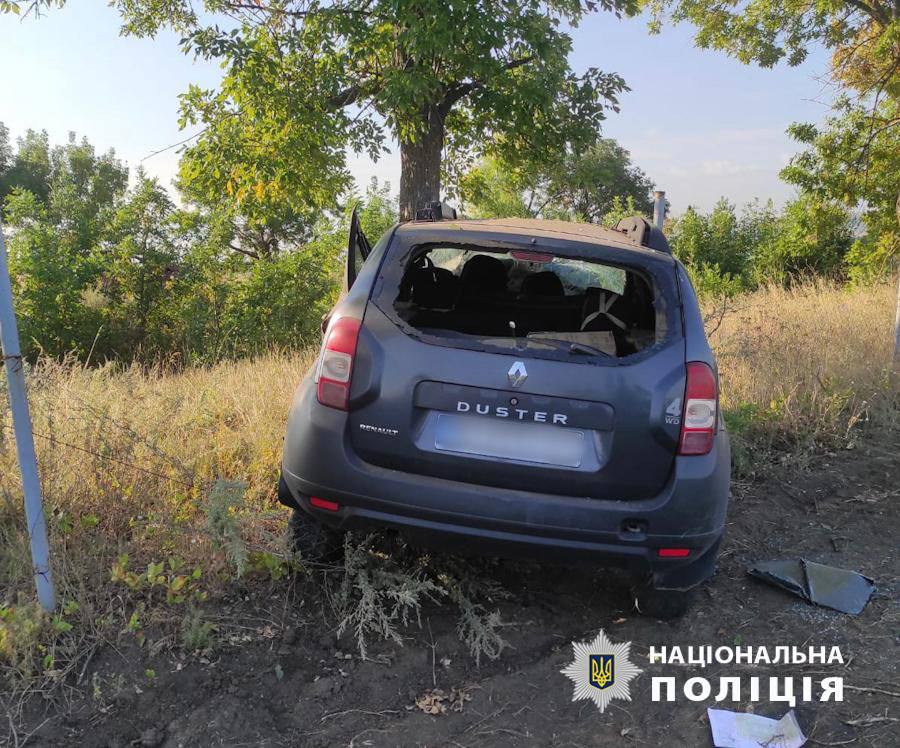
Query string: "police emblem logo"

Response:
xmin=561 ymin=630 xmax=642 ymax=713
xmin=589 ymin=653 xmax=615 ymax=690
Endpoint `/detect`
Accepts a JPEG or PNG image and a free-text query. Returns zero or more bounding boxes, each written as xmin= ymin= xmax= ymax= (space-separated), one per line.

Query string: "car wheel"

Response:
xmin=288 ymin=509 xmax=345 ymax=562
xmin=633 ymin=584 xmax=694 ymax=619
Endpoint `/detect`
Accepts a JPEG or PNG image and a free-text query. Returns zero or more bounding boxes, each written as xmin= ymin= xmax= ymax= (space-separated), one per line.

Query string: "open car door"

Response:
xmin=346 ymin=206 xmax=372 ymax=290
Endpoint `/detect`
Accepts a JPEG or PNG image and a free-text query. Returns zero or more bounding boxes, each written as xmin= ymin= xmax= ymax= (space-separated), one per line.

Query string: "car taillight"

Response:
xmin=678 ymin=362 xmax=718 ymax=456
xmin=315 ymin=317 xmax=361 ymax=410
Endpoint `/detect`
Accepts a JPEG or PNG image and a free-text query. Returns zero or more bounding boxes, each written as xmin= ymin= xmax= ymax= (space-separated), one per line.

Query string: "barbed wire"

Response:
xmin=2 ymin=424 xmax=198 ymax=490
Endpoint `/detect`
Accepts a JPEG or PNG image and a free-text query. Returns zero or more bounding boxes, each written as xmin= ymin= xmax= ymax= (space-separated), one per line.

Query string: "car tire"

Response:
xmin=633 ymin=584 xmax=694 ymax=619
xmin=288 ymin=509 xmax=345 ymax=562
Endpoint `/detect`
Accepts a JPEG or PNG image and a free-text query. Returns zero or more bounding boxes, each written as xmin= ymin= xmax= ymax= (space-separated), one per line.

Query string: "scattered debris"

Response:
xmin=748 ymin=559 xmax=875 ymax=614
xmin=707 ymin=708 xmax=806 ymax=748
xmin=412 ymin=686 xmax=474 ymax=715
xmin=138 ymin=727 xmax=165 ymax=748
xmin=842 ymin=714 xmax=898 ymax=727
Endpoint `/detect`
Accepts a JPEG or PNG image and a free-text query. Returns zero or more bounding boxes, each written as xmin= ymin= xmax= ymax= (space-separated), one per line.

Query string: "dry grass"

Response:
xmin=2 ymin=348 xmax=315 ymax=572
xmin=705 ymin=279 xmax=898 ymax=469
xmin=1 ymin=279 xmax=898 ymax=695
xmin=1 ymin=350 xmax=316 ymax=695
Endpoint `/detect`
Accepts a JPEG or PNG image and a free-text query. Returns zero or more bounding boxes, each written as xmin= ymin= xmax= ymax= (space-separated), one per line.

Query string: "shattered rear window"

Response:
xmin=387 ymin=244 xmax=669 ymax=360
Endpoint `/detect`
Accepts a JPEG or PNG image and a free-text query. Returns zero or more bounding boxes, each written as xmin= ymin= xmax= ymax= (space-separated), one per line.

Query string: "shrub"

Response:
xmin=334 ymin=534 xmax=508 ymax=664
xmin=748 ymin=196 xmax=854 ymax=284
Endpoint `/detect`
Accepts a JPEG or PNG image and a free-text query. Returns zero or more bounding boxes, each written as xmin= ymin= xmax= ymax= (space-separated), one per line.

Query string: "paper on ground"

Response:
xmin=708 ymin=708 xmax=806 ymax=748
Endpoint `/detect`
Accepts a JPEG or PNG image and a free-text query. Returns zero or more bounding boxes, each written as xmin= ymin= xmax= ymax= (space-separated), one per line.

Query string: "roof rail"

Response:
xmin=415 ymin=201 xmax=457 ymax=221
xmin=614 ymin=216 xmax=671 ymax=254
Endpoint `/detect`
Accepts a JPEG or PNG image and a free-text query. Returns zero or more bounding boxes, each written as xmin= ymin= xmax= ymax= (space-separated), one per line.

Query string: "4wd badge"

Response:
xmin=507 ymin=361 xmax=527 ymax=388
xmin=665 ymin=397 xmax=682 ymax=425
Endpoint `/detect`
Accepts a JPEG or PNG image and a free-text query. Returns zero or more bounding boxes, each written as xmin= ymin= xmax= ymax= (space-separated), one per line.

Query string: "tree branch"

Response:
xmin=330 ymin=84 xmax=366 ymax=109
xmin=439 ymin=55 xmax=536 ymax=115
xmin=228 ymin=243 xmax=260 ymax=260
xmin=222 ymin=1 xmax=374 ymax=21
xmin=843 ymin=0 xmax=890 ymax=25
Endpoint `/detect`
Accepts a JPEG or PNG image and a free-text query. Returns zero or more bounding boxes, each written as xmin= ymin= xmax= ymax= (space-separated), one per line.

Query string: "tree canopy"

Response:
xmin=653 ymin=0 xmax=899 ymax=274
xmin=459 ymin=139 xmax=654 ymax=221
xmin=0 ymin=123 xmax=397 ymax=362
xmin=4 ymin=0 xmax=641 ymax=221
xmin=653 ymin=0 xmax=899 ymax=99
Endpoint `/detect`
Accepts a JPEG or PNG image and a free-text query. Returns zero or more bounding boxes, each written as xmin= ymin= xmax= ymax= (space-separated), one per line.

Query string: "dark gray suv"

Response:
xmin=279 ymin=207 xmax=730 ymax=617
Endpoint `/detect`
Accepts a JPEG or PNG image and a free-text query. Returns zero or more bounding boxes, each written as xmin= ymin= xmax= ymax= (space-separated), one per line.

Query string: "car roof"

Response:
xmin=395 ymin=217 xmax=672 ymax=261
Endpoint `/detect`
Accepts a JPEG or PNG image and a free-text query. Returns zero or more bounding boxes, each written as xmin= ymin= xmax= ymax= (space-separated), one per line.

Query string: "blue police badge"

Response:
xmin=589 ymin=653 xmax=615 ymax=690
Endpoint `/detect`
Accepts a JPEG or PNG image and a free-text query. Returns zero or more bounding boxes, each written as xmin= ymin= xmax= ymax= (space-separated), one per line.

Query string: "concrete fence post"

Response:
xmin=0 ymin=222 xmax=56 ymax=612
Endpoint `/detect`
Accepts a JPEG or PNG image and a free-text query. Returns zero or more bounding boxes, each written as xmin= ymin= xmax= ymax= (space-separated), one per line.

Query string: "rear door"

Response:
xmin=346 ymin=207 xmax=371 ymax=290
xmin=347 ymin=232 xmax=686 ymax=501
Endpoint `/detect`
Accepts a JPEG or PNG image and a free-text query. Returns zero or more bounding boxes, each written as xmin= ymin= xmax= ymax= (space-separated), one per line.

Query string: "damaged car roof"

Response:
xmin=395 ymin=217 xmax=675 ymax=261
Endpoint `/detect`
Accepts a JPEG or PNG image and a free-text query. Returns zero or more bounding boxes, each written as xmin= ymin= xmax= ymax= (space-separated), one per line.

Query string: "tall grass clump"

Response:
xmin=1 ymin=350 xmax=315 ymax=692
xmin=706 ymin=278 xmax=899 ymax=471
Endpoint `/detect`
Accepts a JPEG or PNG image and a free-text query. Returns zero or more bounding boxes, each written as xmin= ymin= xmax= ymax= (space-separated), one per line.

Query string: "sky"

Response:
xmin=0 ymin=3 xmax=835 ymax=214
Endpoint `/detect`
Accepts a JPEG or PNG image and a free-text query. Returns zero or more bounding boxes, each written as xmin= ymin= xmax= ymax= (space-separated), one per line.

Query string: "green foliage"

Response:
xmin=457 ymin=157 xmax=535 ymax=219
xmin=205 ymin=480 xmax=248 ymax=576
xmin=180 ymin=608 xmax=217 ymax=652
xmin=749 ymin=196 xmax=854 ymax=284
xmin=104 ymin=0 xmax=635 ymax=217
xmin=3 ymin=132 xmax=129 ymax=358
xmin=654 ymin=0 xmax=900 ymax=99
xmin=459 ymin=140 xmax=653 ymax=222
xmin=0 ymin=126 xmax=407 ymax=365
xmin=667 ymin=196 xmax=855 ymax=296
xmin=668 ymin=198 xmax=772 ymax=279
xmin=686 ymin=263 xmax=745 ymax=300
xmin=781 ymin=98 xmax=899 ymax=282
xmin=0 ymin=594 xmax=79 ymax=686
xmin=845 ymin=232 xmax=898 ymax=284
xmin=110 ymin=554 xmax=206 ymax=605
xmin=0 ymin=128 xmax=52 ymax=202
xmin=457 ymin=161 xmax=524 ymax=219
xmin=354 ymin=178 xmax=399 ymax=241
xmin=0 ymin=599 xmax=46 ymax=681
xmin=599 ymin=195 xmax=650 ymax=228
xmin=653 ymin=0 xmax=898 ymax=275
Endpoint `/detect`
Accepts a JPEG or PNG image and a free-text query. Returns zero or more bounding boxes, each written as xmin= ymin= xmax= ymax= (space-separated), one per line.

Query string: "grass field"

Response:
xmin=708 ymin=279 xmax=898 ymax=470
xmin=1 ymin=278 xmax=898 ymax=694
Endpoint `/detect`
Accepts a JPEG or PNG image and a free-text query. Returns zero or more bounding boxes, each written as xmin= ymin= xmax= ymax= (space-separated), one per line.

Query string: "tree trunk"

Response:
xmin=398 ymin=106 xmax=444 ymax=221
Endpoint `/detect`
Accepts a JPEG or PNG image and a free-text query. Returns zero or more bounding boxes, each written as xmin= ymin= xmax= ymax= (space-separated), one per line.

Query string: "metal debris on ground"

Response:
xmin=707 ymin=707 xmax=806 ymax=748
xmin=748 ymin=559 xmax=875 ymax=615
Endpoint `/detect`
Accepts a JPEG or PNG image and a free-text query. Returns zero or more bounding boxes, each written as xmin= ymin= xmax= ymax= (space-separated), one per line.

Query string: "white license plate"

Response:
xmin=433 ymin=413 xmax=584 ymax=467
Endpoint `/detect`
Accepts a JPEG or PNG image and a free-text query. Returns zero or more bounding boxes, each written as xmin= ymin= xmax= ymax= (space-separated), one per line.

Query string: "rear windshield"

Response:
xmin=376 ymin=242 xmax=678 ymax=363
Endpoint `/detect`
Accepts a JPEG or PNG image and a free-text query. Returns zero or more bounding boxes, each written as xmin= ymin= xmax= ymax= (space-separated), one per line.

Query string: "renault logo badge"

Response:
xmin=507 ymin=361 xmax=527 ymax=388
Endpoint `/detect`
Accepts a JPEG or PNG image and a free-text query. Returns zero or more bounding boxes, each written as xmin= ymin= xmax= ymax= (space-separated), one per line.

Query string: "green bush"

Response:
xmin=748 ymin=195 xmax=854 ymax=284
xmin=668 ymin=196 xmax=856 ymax=296
xmin=1 ymin=126 xmax=397 ymax=365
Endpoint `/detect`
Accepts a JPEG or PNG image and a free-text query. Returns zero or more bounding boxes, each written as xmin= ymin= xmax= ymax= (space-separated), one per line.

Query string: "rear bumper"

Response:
xmin=281 ymin=379 xmax=730 ymax=591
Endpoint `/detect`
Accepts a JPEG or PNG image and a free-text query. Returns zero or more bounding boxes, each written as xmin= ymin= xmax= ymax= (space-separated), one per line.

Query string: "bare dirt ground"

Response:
xmin=11 ymin=438 xmax=899 ymax=748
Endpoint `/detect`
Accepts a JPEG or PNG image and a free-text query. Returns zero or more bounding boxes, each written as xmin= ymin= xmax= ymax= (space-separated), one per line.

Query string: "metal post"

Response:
xmin=893 ymin=268 xmax=900 ymax=375
xmin=895 ymin=196 xmax=900 ymax=375
xmin=0 ymin=223 xmax=56 ymax=612
xmin=653 ymin=191 xmax=666 ymax=230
